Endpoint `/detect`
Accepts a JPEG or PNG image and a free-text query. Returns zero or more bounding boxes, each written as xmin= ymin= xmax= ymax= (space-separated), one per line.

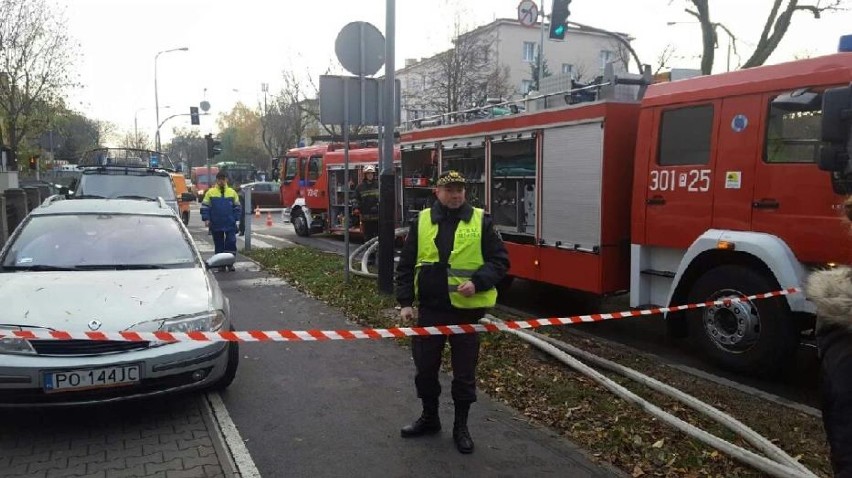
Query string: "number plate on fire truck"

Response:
xmin=43 ymin=365 xmax=141 ymax=393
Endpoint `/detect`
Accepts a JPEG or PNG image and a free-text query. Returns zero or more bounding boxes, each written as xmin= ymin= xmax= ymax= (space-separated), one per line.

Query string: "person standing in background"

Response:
xmin=201 ymin=171 xmax=241 ymax=271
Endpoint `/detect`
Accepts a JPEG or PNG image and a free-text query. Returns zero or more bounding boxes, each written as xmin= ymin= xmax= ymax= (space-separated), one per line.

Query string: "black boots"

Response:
xmin=400 ymin=398 xmax=441 ymax=437
xmin=401 ymin=399 xmax=474 ymax=454
xmin=453 ymin=401 xmax=474 ymax=454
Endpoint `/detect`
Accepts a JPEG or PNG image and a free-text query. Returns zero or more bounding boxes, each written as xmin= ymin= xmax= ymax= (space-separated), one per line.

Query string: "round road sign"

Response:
xmin=335 ymin=21 xmax=385 ymax=77
xmin=518 ymin=0 xmax=539 ymax=27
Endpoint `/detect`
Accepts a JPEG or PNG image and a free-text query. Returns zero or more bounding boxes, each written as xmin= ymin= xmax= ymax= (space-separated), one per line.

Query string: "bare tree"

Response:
xmin=118 ymin=131 xmax=151 ymax=150
xmin=260 ymin=71 xmax=308 ymax=157
xmin=422 ymin=20 xmax=513 ymax=114
xmin=685 ymin=0 xmax=847 ymax=74
xmin=0 ymin=0 xmax=77 ymax=167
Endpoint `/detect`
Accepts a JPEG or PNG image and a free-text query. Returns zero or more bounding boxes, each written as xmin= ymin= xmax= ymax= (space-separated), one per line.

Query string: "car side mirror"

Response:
xmin=181 ymin=192 xmax=196 ymax=202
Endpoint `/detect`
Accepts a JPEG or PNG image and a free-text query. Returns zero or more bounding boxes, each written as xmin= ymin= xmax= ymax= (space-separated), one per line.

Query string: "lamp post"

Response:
xmin=154 ymin=47 xmax=189 ymax=152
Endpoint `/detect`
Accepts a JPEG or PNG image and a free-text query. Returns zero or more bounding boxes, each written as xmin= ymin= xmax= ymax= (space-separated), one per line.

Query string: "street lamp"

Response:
xmin=154 ymin=46 xmax=189 ymax=152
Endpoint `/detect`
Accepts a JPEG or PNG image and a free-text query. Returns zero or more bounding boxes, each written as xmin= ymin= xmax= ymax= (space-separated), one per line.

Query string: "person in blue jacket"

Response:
xmin=201 ymin=171 xmax=241 ymax=271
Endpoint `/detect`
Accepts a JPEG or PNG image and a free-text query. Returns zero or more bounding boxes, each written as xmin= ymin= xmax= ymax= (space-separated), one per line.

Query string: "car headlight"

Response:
xmin=0 ymin=326 xmax=37 ymax=355
xmin=129 ymin=310 xmax=226 ymax=334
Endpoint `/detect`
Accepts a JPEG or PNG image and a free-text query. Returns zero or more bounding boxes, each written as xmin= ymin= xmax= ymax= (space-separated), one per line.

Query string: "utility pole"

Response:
xmin=378 ymin=0 xmax=396 ymax=294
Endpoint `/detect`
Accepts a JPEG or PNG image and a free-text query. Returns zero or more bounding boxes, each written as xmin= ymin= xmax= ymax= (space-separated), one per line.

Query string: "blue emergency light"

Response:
xmin=840 ymin=34 xmax=852 ymax=52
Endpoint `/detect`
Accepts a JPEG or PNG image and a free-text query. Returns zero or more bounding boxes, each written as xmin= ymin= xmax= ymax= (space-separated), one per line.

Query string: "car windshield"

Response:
xmin=196 ymin=174 xmax=212 ymax=185
xmin=1 ymin=214 xmax=197 ymax=270
xmin=77 ymin=172 xmax=176 ymax=200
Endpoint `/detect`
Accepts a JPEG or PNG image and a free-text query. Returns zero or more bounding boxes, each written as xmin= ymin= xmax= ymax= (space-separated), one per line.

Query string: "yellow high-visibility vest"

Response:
xmin=415 ymin=207 xmax=497 ymax=309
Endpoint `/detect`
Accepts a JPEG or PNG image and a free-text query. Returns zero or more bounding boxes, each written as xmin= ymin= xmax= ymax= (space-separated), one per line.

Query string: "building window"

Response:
xmin=658 ymin=104 xmax=714 ymax=166
xmin=561 ymin=63 xmax=573 ymax=76
xmin=522 ymin=42 xmax=536 ymax=62
xmin=521 ymin=80 xmax=533 ymax=94
xmin=599 ymin=50 xmax=615 ymax=71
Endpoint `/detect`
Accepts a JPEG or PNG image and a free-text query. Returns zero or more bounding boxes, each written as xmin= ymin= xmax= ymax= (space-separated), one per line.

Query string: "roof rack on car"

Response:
xmin=78 ymin=147 xmax=177 ymax=171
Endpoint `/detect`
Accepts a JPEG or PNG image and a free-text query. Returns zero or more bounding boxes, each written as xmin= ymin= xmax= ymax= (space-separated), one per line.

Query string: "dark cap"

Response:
xmin=216 ymin=171 xmax=228 ymax=179
xmin=436 ymin=170 xmax=466 ymax=186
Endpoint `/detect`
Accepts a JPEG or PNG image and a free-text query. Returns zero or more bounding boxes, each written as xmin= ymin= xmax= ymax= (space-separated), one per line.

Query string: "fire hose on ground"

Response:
xmin=480 ymin=316 xmax=816 ymax=478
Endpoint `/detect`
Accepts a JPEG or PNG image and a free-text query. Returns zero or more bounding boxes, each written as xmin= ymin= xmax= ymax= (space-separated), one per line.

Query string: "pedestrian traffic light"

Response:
xmin=205 ymin=133 xmax=222 ymax=158
xmin=28 ymin=155 xmax=38 ymax=171
xmin=190 ymin=106 xmax=200 ymax=125
xmin=549 ymin=0 xmax=571 ymax=40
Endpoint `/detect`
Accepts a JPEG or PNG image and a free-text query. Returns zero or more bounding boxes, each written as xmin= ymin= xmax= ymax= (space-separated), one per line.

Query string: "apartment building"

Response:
xmin=397 ymin=18 xmax=632 ymax=122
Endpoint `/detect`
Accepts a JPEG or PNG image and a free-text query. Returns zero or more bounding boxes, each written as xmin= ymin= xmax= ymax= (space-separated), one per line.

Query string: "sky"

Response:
xmin=55 ymin=0 xmax=851 ymax=145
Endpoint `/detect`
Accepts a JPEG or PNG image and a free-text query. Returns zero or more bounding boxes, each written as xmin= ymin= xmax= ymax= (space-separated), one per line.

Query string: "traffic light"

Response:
xmin=205 ymin=133 xmax=222 ymax=158
xmin=28 ymin=155 xmax=38 ymax=171
xmin=549 ymin=0 xmax=571 ymax=41
xmin=190 ymin=106 xmax=200 ymax=125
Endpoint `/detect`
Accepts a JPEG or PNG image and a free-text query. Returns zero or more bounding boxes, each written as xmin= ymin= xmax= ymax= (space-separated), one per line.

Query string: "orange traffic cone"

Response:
xmin=255 ymin=206 xmax=260 ymax=218
xmin=266 ymin=212 xmax=273 ymax=227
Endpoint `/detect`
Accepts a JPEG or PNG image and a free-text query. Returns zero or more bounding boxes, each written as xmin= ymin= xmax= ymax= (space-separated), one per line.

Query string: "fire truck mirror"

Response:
xmin=820 ymin=85 xmax=852 ymax=144
xmin=818 ymin=85 xmax=852 ymax=173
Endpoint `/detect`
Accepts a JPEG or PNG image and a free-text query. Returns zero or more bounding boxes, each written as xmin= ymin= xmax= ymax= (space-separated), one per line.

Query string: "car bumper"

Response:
xmin=0 ymin=341 xmax=230 ymax=407
xmin=282 ymin=208 xmax=292 ymax=224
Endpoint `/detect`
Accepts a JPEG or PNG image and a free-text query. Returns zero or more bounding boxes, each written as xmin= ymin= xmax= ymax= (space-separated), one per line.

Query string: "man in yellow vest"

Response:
xmin=395 ymin=170 xmax=510 ymax=454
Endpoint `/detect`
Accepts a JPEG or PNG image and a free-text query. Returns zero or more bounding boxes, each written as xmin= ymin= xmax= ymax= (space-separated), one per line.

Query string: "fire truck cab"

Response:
xmin=281 ymin=144 xmax=400 ymax=237
xmin=399 ymin=45 xmax=852 ymax=374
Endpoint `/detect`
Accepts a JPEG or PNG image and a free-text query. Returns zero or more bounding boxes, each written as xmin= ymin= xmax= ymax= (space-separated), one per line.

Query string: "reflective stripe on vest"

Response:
xmin=414 ymin=208 xmax=498 ymax=309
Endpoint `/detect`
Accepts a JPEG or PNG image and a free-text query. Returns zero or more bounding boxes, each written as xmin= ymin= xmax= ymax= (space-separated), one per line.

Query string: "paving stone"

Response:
xmin=145 ymin=458 xmax=184 ymax=475
xmin=46 ymin=463 xmax=85 ymax=477
xmin=125 ymin=451 xmax=163 ymax=469
xmin=176 ymin=437 xmax=212 ymax=451
xmin=68 ymin=450 xmax=106 ymax=468
xmin=28 ymin=456 xmax=68 ymax=474
xmin=203 ymin=464 xmax=225 ymax=477
xmin=10 ymin=451 xmax=51 ymax=467
xmin=105 ymin=464 xmax=147 ymax=478
xmin=106 ymin=446 xmax=144 ymax=462
xmin=142 ymin=441 xmax=180 ymax=456
xmin=86 ymin=457 xmax=126 ymax=475
xmin=166 ymin=466 xmax=208 ymax=478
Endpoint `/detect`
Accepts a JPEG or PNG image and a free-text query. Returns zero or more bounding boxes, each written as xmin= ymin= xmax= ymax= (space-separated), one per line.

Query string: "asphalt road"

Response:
xmin=188 ymin=210 xmax=622 ymax=477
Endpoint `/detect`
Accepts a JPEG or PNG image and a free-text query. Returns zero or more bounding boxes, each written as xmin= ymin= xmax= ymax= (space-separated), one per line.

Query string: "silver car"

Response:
xmin=0 ymin=197 xmax=238 ymax=406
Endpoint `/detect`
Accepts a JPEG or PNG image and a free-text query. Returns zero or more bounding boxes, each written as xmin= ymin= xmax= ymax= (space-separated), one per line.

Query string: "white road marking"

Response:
xmin=204 ymin=392 xmax=262 ymax=478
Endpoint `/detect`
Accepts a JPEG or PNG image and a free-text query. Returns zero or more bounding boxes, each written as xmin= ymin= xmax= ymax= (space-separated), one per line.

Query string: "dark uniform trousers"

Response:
xmin=413 ymin=307 xmax=481 ymax=403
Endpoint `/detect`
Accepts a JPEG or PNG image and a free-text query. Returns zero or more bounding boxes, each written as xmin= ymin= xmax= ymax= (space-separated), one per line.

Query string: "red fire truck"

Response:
xmin=399 ymin=47 xmax=852 ymax=374
xmin=280 ymin=144 xmax=401 ymax=236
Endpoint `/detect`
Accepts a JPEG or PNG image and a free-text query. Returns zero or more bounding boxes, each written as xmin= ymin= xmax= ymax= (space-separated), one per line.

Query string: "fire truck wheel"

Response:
xmin=293 ymin=212 xmax=310 ymax=237
xmin=686 ymin=264 xmax=798 ymax=376
xmin=182 ymin=211 xmax=189 ymax=226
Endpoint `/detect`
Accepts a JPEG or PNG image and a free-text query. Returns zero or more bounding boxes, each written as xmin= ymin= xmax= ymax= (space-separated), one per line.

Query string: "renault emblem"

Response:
xmin=88 ymin=319 xmax=102 ymax=331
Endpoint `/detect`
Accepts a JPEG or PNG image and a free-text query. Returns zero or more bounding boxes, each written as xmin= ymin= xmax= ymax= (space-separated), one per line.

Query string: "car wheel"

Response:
xmin=182 ymin=211 xmax=189 ymax=226
xmin=210 ymin=327 xmax=239 ymax=390
xmin=293 ymin=213 xmax=310 ymax=237
xmin=686 ymin=264 xmax=798 ymax=376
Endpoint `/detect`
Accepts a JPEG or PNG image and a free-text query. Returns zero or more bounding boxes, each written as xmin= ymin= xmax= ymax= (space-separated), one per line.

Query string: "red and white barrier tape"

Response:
xmin=0 ymin=288 xmax=801 ymax=342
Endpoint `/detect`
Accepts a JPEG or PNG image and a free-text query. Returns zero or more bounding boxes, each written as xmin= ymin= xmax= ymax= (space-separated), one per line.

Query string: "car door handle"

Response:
xmin=646 ymin=195 xmax=666 ymax=206
xmin=752 ymin=198 xmax=779 ymax=210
